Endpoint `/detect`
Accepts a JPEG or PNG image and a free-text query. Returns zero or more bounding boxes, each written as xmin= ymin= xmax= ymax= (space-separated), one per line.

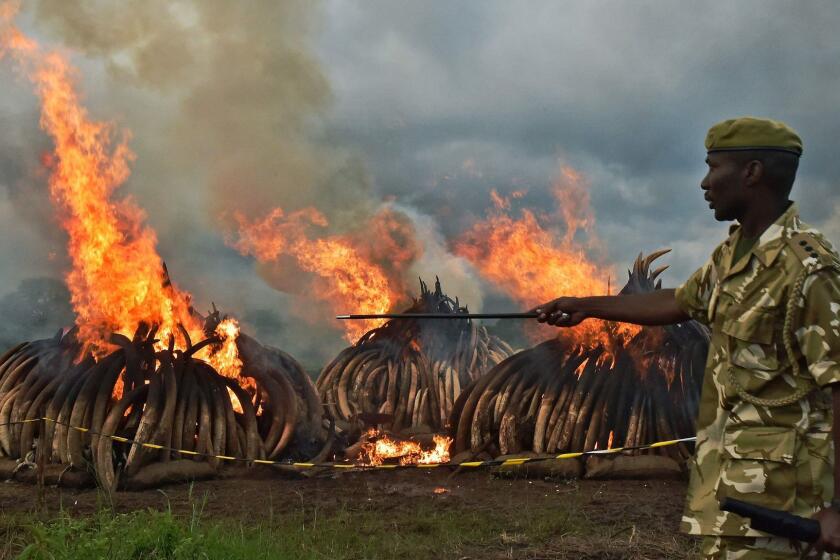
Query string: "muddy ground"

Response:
xmin=0 ymin=466 xmax=698 ymax=559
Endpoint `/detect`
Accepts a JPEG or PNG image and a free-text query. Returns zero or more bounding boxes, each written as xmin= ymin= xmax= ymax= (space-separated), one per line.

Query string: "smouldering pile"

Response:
xmin=317 ymin=279 xmax=514 ymax=435
xmin=449 ymin=251 xmax=709 ymax=463
xmin=0 ymin=318 xmax=327 ymax=490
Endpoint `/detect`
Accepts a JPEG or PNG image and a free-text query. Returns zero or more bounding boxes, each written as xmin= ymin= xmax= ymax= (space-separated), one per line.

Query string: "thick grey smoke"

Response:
xmin=0 ymin=277 xmax=74 ymax=351
xmin=0 ymin=83 xmax=69 ymax=288
xmin=32 ymin=0 xmax=332 ymax=221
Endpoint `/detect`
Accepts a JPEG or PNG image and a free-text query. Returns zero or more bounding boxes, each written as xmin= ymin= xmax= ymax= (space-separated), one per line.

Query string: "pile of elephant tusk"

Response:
xmin=448 ymin=251 xmax=709 ymax=468
xmin=448 ymin=337 xmax=705 ymax=461
xmin=0 ymin=320 xmax=327 ymax=490
xmin=317 ymin=278 xmax=515 ymax=439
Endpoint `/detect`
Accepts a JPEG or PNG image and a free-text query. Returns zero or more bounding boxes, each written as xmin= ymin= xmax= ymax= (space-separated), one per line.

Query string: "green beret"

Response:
xmin=705 ymin=117 xmax=803 ymax=156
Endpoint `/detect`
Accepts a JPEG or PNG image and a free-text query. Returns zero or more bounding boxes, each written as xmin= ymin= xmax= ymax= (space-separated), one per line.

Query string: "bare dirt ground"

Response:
xmin=0 ymin=467 xmax=698 ymax=559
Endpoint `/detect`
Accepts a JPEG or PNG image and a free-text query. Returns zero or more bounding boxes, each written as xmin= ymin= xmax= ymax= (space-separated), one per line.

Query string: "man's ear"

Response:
xmin=743 ymin=159 xmax=763 ymax=187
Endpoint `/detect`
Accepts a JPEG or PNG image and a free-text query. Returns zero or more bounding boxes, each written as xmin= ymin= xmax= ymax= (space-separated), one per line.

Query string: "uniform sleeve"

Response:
xmin=796 ymin=269 xmax=840 ymax=387
xmin=674 ymin=250 xmax=719 ymax=326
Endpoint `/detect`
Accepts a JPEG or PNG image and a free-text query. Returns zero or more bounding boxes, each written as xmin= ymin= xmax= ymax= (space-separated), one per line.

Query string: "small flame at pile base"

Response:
xmin=359 ymin=429 xmax=452 ymax=466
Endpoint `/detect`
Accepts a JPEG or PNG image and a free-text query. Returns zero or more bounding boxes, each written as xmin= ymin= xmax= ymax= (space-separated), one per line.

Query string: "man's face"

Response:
xmin=700 ymin=152 xmax=748 ymax=222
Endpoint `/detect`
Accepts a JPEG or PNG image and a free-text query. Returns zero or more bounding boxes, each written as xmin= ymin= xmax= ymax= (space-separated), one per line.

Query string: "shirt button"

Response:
xmin=799 ymin=240 xmax=808 ymax=246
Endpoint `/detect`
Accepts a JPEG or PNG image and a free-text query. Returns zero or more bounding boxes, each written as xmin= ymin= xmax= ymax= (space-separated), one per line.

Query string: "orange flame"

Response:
xmin=209 ymin=318 xmax=254 ymax=411
xmin=1 ymin=10 xmax=195 ymax=350
xmin=231 ymin=207 xmax=412 ymax=342
xmin=574 ymin=359 xmax=588 ymax=379
xmin=112 ymin=372 xmax=125 ymax=402
xmin=1 ymin=9 xmax=247 ymax=391
xmin=359 ymin=429 xmax=452 ymax=466
xmin=455 ymin=166 xmax=640 ymax=353
xmin=212 ymin=318 xmax=246 ymax=383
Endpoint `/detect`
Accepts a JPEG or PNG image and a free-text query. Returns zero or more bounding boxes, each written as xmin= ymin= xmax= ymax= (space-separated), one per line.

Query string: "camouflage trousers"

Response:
xmin=701 ymin=535 xmax=830 ymax=559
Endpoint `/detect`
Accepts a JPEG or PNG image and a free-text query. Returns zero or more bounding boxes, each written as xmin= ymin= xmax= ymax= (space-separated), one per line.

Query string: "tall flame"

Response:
xmin=231 ymin=207 xmax=413 ymax=342
xmin=1 ymin=8 xmax=192 ymax=350
xmin=0 ymin=7 xmax=244 ymax=387
xmin=455 ymin=166 xmax=640 ymax=351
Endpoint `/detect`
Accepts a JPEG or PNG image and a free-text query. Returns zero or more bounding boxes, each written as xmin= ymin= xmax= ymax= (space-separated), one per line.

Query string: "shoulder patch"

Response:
xmin=786 ymin=232 xmax=838 ymax=270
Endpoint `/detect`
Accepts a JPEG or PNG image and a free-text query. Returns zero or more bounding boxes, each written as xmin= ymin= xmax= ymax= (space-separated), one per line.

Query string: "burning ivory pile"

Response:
xmin=449 ymin=251 xmax=710 ymax=478
xmin=317 ymin=278 xmax=514 ymax=449
xmin=0 ymin=314 xmax=327 ymax=490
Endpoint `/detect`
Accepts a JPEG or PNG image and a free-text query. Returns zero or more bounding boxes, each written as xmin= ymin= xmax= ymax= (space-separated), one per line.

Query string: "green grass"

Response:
xmin=0 ymin=494 xmax=585 ymax=559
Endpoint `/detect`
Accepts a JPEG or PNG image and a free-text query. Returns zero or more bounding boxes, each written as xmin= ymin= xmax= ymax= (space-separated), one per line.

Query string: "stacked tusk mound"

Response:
xmin=317 ymin=278 xmax=514 ymax=440
xmin=448 ymin=250 xmax=709 ymax=475
xmin=0 ymin=313 xmax=327 ymax=490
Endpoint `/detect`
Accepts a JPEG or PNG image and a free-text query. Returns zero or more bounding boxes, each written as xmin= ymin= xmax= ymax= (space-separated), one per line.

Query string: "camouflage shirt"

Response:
xmin=675 ymin=202 xmax=840 ymax=537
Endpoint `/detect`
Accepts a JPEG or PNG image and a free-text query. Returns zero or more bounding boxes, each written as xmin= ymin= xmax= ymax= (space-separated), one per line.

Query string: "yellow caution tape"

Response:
xmin=0 ymin=417 xmax=695 ymax=472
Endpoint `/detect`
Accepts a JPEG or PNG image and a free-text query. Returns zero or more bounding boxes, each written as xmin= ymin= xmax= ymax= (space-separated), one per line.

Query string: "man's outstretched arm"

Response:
xmin=533 ymin=288 xmax=690 ymax=327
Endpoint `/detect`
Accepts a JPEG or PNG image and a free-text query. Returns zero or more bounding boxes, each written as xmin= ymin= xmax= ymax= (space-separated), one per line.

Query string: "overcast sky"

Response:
xmin=1 ymin=1 xmax=839 ymax=361
xmin=316 ymin=0 xmax=840 ymax=282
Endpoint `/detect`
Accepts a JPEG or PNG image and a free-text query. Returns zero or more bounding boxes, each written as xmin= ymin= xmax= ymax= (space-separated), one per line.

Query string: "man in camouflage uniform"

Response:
xmin=534 ymin=117 xmax=840 ymax=558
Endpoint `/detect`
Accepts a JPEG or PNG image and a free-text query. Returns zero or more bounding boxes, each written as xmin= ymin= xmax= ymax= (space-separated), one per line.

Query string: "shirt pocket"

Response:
xmin=715 ymin=425 xmax=797 ymax=511
xmin=721 ymin=309 xmax=779 ymax=372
